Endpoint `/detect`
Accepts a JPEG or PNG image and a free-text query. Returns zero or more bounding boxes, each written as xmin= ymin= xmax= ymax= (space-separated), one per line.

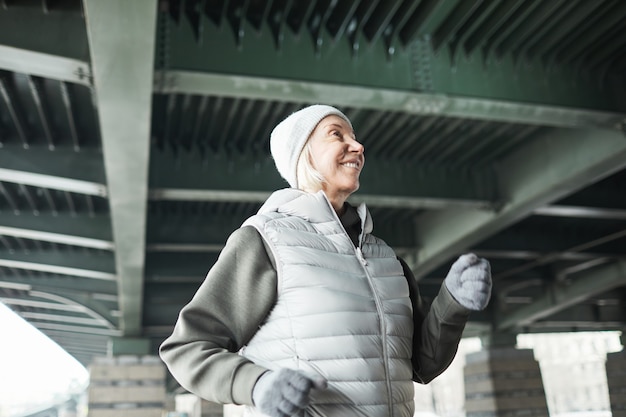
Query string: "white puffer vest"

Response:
xmin=242 ymin=189 xmax=415 ymax=417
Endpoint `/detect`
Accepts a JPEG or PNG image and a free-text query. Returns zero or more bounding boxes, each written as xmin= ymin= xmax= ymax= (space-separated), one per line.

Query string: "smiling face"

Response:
xmin=307 ymin=115 xmax=365 ymax=211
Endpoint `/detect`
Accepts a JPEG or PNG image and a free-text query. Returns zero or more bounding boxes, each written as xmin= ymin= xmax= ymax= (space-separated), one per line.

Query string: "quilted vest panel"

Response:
xmin=241 ymin=190 xmax=415 ymax=417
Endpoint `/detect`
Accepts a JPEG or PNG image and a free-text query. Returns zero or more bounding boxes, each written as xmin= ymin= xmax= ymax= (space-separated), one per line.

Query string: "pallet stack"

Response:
xmin=464 ymin=348 xmax=548 ymax=417
xmin=607 ymin=350 xmax=626 ymax=417
xmin=88 ymin=355 xmax=166 ymax=417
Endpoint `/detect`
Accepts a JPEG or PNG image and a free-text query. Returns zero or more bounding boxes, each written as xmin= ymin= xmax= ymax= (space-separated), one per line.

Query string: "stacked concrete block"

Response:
xmin=464 ymin=348 xmax=548 ymax=417
xmin=88 ymin=355 xmax=166 ymax=417
xmin=606 ymin=350 xmax=626 ymax=417
xmin=175 ymin=394 xmax=225 ymax=417
xmin=200 ymin=400 xmax=224 ymax=417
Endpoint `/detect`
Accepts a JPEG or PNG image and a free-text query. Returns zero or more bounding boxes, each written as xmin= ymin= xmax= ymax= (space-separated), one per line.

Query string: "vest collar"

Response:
xmin=258 ymin=189 xmax=373 ymax=236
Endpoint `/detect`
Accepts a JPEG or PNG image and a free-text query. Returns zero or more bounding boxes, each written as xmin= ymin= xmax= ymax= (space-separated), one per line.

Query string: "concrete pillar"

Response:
xmin=87 ymin=354 xmax=166 ymax=417
xmin=200 ymin=399 xmax=224 ymax=417
xmin=464 ymin=334 xmax=548 ymax=417
xmin=175 ymin=394 xmax=225 ymax=417
xmin=606 ymin=331 xmax=626 ymax=417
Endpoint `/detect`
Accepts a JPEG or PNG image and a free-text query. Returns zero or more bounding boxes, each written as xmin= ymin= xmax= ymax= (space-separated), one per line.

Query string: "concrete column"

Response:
xmin=87 ymin=354 xmax=166 ymax=417
xmin=606 ymin=331 xmax=626 ymax=417
xmin=174 ymin=394 xmax=225 ymax=417
xmin=464 ymin=334 xmax=548 ymax=417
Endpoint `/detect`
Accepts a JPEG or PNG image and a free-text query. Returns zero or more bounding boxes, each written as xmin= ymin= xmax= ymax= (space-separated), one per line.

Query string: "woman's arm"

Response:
xmin=398 ymin=257 xmax=471 ymax=384
xmin=159 ymin=226 xmax=277 ymax=405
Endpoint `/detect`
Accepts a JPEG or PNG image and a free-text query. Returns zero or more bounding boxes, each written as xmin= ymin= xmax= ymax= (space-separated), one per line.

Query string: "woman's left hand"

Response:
xmin=444 ymin=253 xmax=492 ymax=311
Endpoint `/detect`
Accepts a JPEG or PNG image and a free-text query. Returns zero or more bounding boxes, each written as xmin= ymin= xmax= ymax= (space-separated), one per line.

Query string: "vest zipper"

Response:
xmin=357 ymin=246 xmax=394 ymax=417
xmin=325 ymin=197 xmax=394 ymax=417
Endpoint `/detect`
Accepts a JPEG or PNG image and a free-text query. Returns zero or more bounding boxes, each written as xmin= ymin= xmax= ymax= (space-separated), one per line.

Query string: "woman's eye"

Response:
xmin=331 ymin=131 xmax=342 ymax=138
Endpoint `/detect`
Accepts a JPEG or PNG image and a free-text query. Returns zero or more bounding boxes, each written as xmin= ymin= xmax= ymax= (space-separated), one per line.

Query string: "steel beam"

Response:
xmin=0 ymin=146 xmax=106 ymax=183
xmin=0 ymin=250 xmax=116 ymax=280
xmin=534 ymin=205 xmax=626 ymax=220
xmin=0 ymin=45 xmax=91 ymax=86
xmin=84 ymin=0 xmax=158 ymax=336
xmin=0 ymin=212 xmax=112 ymax=243
xmin=149 ymin=151 xmax=496 ymax=207
xmin=0 ymin=274 xmax=116 ymax=296
xmin=412 ymin=127 xmax=626 ymax=278
xmin=153 ymin=70 xmax=625 ymax=130
xmin=21 ymin=311 xmax=107 ymax=326
xmin=497 ymin=260 xmax=626 ymax=331
xmin=0 ymin=168 xmax=106 ymax=196
xmin=33 ymin=322 xmax=121 ymax=336
xmin=0 ymin=225 xmax=113 ymax=250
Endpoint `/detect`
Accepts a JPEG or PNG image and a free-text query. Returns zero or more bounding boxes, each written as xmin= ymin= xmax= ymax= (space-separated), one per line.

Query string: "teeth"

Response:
xmin=343 ymin=162 xmax=359 ymax=169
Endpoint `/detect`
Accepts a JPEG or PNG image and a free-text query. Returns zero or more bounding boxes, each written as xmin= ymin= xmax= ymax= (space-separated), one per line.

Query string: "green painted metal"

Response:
xmin=480 ymin=331 xmax=518 ymax=348
xmin=153 ymin=71 xmax=626 ymax=129
xmin=149 ymin=149 xmax=496 ymax=205
xmin=0 ymin=146 xmax=105 ymax=182
xmin=17 ymin=289 xmax=117 ymax=329
xmin=108 ymin=337 xmax=152 ymax=356
xmin=428 ymin=44 xmax=626 ymax=112
xmin=0 ymin=274 xmax=116 ymax=296
xmin=412 ymin=127 xmax=626 ymax=278
xmin=0 ymin=6 xmax=88 ymax=60
xmin=157 ymin=9 xmax=413 ymax=90
xmin=0 ymin=249 xmax=116 ymax=279
xmin=0 ymin=213 xmax=112 ymax=242
xmin=0 ymin=45 xmax=91 ymax=86
xmin=497 ymin=260 xmax=626 ymax=330
xmin=146 ymin=213 xmax=244 ymax=246
xmin=84 ymin=0 xmax=158 ymax=336
xmin=156 ymin=6 xmax=626 ymax=113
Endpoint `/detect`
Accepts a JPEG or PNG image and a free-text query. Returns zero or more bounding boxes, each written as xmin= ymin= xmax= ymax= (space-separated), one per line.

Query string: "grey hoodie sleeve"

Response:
xmin=398 ymin=257 xmax=471 ymax=384
xmin=159 ymin=226 xmax=277 ymax=405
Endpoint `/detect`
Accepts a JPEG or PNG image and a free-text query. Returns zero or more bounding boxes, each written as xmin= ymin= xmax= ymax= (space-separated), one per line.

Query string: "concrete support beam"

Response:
xmin=84 ymin=0 xmax=158 ymax=335
xmin=497 ymin=260 xmax=626 ymax=331
xmin=412 ymin=127 xmax=626 ymax=278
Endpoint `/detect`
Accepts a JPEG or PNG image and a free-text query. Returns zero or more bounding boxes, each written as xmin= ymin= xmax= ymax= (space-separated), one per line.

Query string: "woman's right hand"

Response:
xmin=252 ymin=368 xmax=327 ymax=417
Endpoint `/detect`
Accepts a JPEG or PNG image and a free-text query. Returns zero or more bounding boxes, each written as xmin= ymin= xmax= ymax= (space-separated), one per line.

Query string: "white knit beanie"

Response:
xmin=270 ymin=104 xmax=352 ymax=188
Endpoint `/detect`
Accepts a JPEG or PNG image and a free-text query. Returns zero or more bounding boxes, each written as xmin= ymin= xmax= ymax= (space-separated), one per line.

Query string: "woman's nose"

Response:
xmin=348 ymin=137 xmax=364 ymax=154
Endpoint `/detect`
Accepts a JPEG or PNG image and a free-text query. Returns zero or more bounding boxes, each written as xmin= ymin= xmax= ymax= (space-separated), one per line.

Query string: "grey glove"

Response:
xmin=252 ymin=368 xmax=327 ymax=417
xmin=444 ymin=253 xmax=492 ymax=311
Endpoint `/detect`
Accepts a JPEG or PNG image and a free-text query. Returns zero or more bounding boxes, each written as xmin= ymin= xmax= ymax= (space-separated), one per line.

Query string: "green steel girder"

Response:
xmin=530 ymin=302 xmax=626 ymax=328
xmin=158 ymin=9 xmax=413 ymax=90
xmin=476 ymin=218 xmax=626 ymax=254
xmin=497 ymin=260 xmax=626 ymax=331
xmin=427 ymin=42 xmax=626 ymax=112
xmin=144 ymin=252 xmax=218 ymax=280
xmin=0 ymin=146 xmax=105 ymax=183
xmin=0 ymin=6 xmax=88 ymax=61
xmin=84 ymin=0 xmax=157 ymax=336
xmin=142 ymin=302 xmax=193 ymax=327
xmin=0 ymin=274 xmax=117 ymax=296
xmin=0 ymin=212 xmax=112 ymax=247
xmin=157 ymin=7 xmax=626 ymax=113
xmin=153 ymin=71 xmax=625 ymax=130
xmin=0 ymin=45 xmax=91 ymax=87
xmin=143 ymin=282 xmax=209 ymax=308
xmin=412 ymin=126 xmax=626 ymax=278
xmin=146 ymin=210 xmax=419 ymax=251
xmin=3 ymin=289 xmax=117 ymax=329
xmin=146 ymin=213 xmax=244 ymax=246
xmin=0 ymin=249 xmax=116 ymax=280
xmin=149 ymin=149 xmax=497 ymax=206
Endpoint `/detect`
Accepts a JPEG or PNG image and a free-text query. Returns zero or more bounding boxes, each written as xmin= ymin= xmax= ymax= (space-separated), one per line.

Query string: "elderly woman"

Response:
xmin=159 ymin=105 xmax=492 ymax=417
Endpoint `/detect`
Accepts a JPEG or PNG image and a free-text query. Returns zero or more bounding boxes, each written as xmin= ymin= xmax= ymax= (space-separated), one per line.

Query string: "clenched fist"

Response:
xmin=444 ymin=253 xmax=492 ymax=311
xmin=252 ymin=368 xmax=327 ymax=417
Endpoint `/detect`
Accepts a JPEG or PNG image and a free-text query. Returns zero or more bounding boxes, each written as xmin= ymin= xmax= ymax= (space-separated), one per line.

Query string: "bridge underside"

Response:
xmin=0 ymin=0 xmax=625 ymax=367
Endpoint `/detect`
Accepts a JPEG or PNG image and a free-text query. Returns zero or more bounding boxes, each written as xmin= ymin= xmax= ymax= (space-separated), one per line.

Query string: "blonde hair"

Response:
xmin=296 ymin=142 xmax=325 ymax=192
